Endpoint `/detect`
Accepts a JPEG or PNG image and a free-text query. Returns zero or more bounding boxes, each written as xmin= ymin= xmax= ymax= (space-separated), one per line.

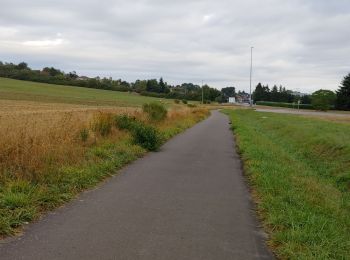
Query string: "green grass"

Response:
xmin=223 ymin=109 xmax=350 ymax=259
xmin=0 ymin=77 xmax=171 ymax=106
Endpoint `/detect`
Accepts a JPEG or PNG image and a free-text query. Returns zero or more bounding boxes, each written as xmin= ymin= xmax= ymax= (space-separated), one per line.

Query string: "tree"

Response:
xmin=158 ymin=77 xmax=170 ymax=93
xmin=311 ymin=89 xmax=336 ymax=111
xmin=215 ymin=95 xmax=225 ymax=103
xmin=146 ymin=79 xmax=160 ymax=93
xmin=301 ymin=95 xmax=311 ymax=104
xmin=17 ymin=62 xmax=28 ymax=70
xmin=335 ymin=73 xmax=350 ymax=111
xmin=221 ymin=87 xmax=236 ymax=102
xmin=42 ymin=67 xmax=63 ymax=77
xmin=67 ymin=71 xmax=78 ymax=79
xmin=253 ymin=83 xmax=270 ymax=102
xmin=270 ymin=85 xmax=279 ymax=102
xmin=133 ymin=80 xmax=147 ymax=93
xmin=159 ymin=77 xmax=165 ymax=92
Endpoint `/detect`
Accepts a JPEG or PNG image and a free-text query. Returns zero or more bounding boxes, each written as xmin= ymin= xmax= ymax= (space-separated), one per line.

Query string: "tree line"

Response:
xmin=253 ymin=73 xmax=350 ymax=111
xmin=253 ymin=83 xmax=311 ymax=104
xmin=0 ymin=61 xmax=230 ymax=102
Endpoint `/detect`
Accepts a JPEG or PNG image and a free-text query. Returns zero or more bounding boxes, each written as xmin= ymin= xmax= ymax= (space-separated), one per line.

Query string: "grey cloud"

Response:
xmin=0 ymin=0 xmax=349 ymax=92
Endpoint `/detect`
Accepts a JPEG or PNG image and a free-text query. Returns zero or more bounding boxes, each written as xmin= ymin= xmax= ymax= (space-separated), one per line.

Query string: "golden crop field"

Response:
xmin=0 ymin=79 xmax=209 ymax=236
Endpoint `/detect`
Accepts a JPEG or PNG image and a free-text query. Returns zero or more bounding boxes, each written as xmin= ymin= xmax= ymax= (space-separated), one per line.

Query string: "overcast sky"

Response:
xmin=0 ymin=0 xmax=349 ymax=92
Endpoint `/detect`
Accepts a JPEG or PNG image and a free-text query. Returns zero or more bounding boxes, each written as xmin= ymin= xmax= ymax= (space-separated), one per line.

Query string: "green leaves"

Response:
xmin=311 ymin=89 xmax=336 ymax=111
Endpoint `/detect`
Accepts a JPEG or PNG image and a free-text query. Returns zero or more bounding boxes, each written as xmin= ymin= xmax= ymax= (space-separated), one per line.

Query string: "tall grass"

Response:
xmin=224 ymin=109 xmax=350 ymax=259
xmin=0 ymin=112 xmax=87 ymax=180
xmin=0 ymin=106 xmax=209 ymax=237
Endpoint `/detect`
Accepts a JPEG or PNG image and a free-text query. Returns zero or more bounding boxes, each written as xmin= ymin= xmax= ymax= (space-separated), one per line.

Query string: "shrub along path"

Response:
xmin=0 ymin=111 xmax=272 ymax=260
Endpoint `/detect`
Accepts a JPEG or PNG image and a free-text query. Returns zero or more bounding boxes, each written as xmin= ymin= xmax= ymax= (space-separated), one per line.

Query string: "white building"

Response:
xmin=228 ymin=97 xmax=236 ymax=103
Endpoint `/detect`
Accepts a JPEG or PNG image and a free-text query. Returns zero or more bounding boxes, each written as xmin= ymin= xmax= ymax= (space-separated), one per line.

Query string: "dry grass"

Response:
xmin=0 ymin=100 xmax=139 ymax=182
xmin=0 ymin=99 xmax=209 ymax=237
xmin=302 ymin=114 xmax=350 ymax=124
xmin=0 ymin=100 xmax=207 ymax=183
xmin=0 ymin=108 xmax=127 ymax=182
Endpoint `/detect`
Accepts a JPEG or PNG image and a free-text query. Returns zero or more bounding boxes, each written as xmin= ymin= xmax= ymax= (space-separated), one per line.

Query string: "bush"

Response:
xmin=187 ymin=103 xmax=197 ymax=108
xmin=311 ymin=89 xmax=336 ymax=111
xmin=174 ymin=99 xmax=180 ymax=104
xmin=114 ymin=114 xmax=136 ymax=130
xmin=91 ymin=112 xmax=113 ymax=136
xmin=114 ymin=114 xmax=162 ymax=151
xmin=182 ymin=99 xmax=188 ymax=104
xmin=131 ymin=123 xmax=161 ymax=151
xmin=142 ymin=102 xmax=167 ymax=122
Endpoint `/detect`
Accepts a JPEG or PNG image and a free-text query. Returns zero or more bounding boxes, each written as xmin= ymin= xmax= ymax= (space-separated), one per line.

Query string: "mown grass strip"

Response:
xmin=223 ymin=109 xmax=350 ymax=259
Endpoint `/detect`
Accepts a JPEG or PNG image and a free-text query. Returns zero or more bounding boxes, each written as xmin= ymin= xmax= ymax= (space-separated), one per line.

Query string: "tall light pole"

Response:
xmin=201 ymin=80 xmax=204 ymax=104
xmin=249 ymin=47 xmax=253 ymax=107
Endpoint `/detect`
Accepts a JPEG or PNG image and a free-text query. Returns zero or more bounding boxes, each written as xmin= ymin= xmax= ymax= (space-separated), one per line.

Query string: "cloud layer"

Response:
xmin=1 ymin=0 xmax=349 ymax=92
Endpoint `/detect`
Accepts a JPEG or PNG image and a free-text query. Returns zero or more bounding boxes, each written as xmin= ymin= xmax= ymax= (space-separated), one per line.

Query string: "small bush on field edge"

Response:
xmin=142 ymin=102 xmax=167 ymax=122
xmin=114 ymin=114 xmax=161 ymax=151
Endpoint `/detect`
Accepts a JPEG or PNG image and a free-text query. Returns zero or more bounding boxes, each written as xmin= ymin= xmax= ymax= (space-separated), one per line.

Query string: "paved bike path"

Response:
xmin=0 ymin=110 xmax=273 ymax=259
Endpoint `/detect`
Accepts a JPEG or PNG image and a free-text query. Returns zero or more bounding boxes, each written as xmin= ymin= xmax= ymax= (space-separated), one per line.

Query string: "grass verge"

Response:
xmin=0 ymin=107 xmax=209 ymax=237
xmin=223 ymin=109 xmax=350 ymax=259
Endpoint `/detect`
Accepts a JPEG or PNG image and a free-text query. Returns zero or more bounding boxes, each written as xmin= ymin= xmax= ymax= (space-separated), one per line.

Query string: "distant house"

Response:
xmin=291 ymin=91 xmax=308 ymax=97
xmin=77 ymin=76 xmax=90 ymax=81
xmin=228 ymin=97 xmax=236 ymax=103
xmin=235 ymin=93 xmax=250 ymax=103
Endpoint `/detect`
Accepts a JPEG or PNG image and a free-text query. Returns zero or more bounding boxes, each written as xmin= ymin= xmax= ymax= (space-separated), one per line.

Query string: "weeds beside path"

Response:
xmin=224 ymin=109 xmax=350 ymax=259
xmin=0 ymin=105 xmax=209 ymax=237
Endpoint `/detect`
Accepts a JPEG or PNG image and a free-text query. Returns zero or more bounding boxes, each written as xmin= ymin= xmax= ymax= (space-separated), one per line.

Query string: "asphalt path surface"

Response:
xmin=0 ymin=110 xmax=273 ymax=260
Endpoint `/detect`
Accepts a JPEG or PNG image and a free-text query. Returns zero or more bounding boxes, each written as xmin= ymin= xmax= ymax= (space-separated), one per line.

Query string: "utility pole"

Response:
xmin=249 ymin=47 xmax=253 ymax=107
xmin=201 ymin=80 xmax=204 ymax=104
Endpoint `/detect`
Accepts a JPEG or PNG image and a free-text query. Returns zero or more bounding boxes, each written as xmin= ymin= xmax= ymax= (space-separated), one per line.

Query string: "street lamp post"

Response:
xmin=249 ymin=47 xmax=253 ymax=107
xmin=201 ymin=80 xmax=204 ymax=104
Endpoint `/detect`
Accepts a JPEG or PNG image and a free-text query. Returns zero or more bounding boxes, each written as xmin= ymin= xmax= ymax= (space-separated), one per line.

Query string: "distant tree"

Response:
xmin=335 ymin=73 xmax=350 ymax=111
xmin=159 ymin=77 xmax=165 ymax=91
xmin=270 ymin=85 xmax=279 ymax=102
xmin=253 ymin=83 xmax=270 ymax=102
xmin=67 ymin=71 xmax=78 ymax=79
xmin=146 ymin=79 xmax=160 ymax=93
xmin=301 ymin=95 xmax=311 ymax=104
xmin=17 ymin=62 xmax=28 ymax=70
xmin=120 ymin=80 xmax=130 ymax=89
xmin=221 ymin=87 xmax=236 ymax=102
xmin=311 ymin=89 xmax=336 ymax=111
xmin=215 ymin=95 xmax=225 ymax=103
xmin=86 ymin=78 xmax=97 ymax=88
xmin=42 ymin=67 xmax=63 ymax=77
xmin=133 ymin=80 xmax=147 ymax=93
xmin=158 ymin=77 xmax=170 ymax=93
